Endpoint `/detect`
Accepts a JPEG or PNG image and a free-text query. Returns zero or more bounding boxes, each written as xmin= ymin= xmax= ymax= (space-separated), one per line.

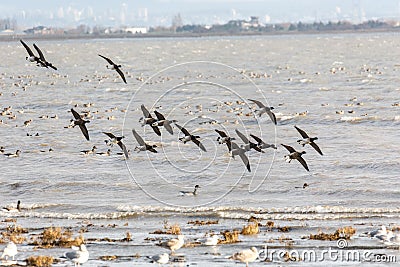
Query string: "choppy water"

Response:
xmin=0 ymin=33 xmax=399 ymax=266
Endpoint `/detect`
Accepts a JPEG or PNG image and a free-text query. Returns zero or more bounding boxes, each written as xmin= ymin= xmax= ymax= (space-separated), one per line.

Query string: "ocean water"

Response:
xmin=0 ymin=33 xmax=399 ymax=266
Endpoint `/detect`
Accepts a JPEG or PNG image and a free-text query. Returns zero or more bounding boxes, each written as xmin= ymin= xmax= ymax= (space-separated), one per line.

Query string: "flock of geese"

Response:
xmin=14 ymin=39 xmax=326 ymax=175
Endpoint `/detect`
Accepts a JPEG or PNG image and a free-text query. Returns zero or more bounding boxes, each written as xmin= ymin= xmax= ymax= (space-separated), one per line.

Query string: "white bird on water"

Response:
xmin=203 ymin=235 xmax=219 ymax=246
xmin=229 ymin=247 xmax=258 ymax=267
xmin=1 ymin=241 xmax=18 ymax=261
xmin=65 ymin=244 xmax=89 ymax=267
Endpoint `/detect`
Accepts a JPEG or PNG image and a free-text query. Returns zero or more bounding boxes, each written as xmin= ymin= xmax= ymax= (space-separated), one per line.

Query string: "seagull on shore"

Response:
xmin=103 ymin=132 xmax=129 ymax=159
xmin=231 ymin=142 xmax=251 ymax=172
xmin=1 ymin=241 xmax=18 ymax=261
xmin=229 ymin=247 xmax=258 ymax=267
xmin=175 ymin=123 xmax=206 ymax=152
xmin=294 ymin=125 xmax=323 ymax=155
xmin=281 ymin=144 xmax=309 ymax=171
xmin=248 ymin=99 xmax=277 ymax=125
xmin=33 ymin=43 xmax=57 ymax=70
xmin=65 ymin=244 xmax=89 ymax=267
xmin=70 ymin=108 xmax=90 ymax=141
xmin=235 ymin=129 xmax=264 ymax=153
xmin=159 ymin=235 xmax=184 ymax=254
xmin=179 ymin=185 xmax=200 ymax=196
xmin=132 ymin=129 xmax=158 ymax=153
xmin=153 ymin=110 xmax=177 ymax=135
xmin=215 ymin=129 xmax=234 ymax=151
xmin=139 ymin=104 xmax=161 ymax=136
xmin=98 ymin=54 xmax=127 ymax=84
xmin=20 ymin=39 xmax=46 ymax=67
xmin=202 ymin=235 xmax=219 ymax=246
xmin=2 ymin=200 xmax=21 ymax=212
xmin=149 ymin=253 xmax=169 ymax=265
xmin=250 ymin=134 xmax=277 ymax=150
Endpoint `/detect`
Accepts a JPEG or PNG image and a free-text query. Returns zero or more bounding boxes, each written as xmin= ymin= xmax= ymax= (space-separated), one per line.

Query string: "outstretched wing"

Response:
xmin=310 ymin=142 xmax=323 ymax=156
xmin=266 ymin=110 xmax=277 ymax=125
xmin=79 ymin=125 xmax=90 ymax=141
xmin=115 ymin=67 xmax=127 ymax=84
xmin=238 ymin=152 xmax=251 ymax=172
xmin=132 ymin=129 xmax=146 ymax=145
xmin=154 ymin=110 xmax=166 ymax=121
xmin=33 ymin=43 xmax=45 ymax=61
xmin=296 ymin=156 xmax=309 ymax=171
xmin=20 ymin=39 xmax=34 ymax=57
xmin=163 ymin=121 xmax=174 ymax=135
xmin=193 ymin=139 xmax=207 ymax=152
xmin=141 ymin=104 xmax=152 ymax=118
xmin=175 ymin=123 xmax=191 ymax=136
xmin=98 ymin=54 xmax=115 ymax=65
xmin=235 ymin=129 xmax=249 ymax=144
xmin=215 ymin=129 xmax=227 ymax=138
xmin=231 ymin=142 xmax=240 ymax=150
xmin=118 ymin=141 xmax=129 ymax=159
xmin=294 ymin=125 xmax=309 ymax=139
xmin=281 ymin=144 xmax=296 ymax=153
xmin=151 ymin=125 xmax=161 ymax=136
xmin=250 ymin=134 xmax=263 ymax=144
xmin=226 ymin=139 xmax=232 ymax=151
xmin=248 ymin=99 xmax=266 ymax=108
xmin=103 ymin=132 xmax=116 ymax=139
xmin=71 ymin=108 xmax=81 ymax=120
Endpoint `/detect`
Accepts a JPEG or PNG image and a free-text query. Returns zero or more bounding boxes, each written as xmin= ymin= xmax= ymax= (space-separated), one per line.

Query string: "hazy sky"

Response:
xmin=1 ymin=0 xmax=400 ymax=28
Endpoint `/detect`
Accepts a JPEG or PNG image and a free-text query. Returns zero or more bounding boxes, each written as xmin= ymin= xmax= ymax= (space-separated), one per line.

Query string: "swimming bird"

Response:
xmin=149 ymin=253 xmax=169 ymax=264
xmin=248 ymin=99 xmax=277 ymax=125
xmin=65 ymin=244 xmax=89 ymax=267
xmin=33 ymin=43 xmax=57 ymax=70
xmin=215 ymin=129 xmax=234 ymax=151
xmin=139 ymin=104 xmax=161 ymax=136
xmin=231 ymin=142 xmax=251 ymax=172
xmin=20 ymin=39 xmax=46 ymax=67
xmin=160 ymin=235 xmax=184 ymax=253
xmin=4 ymin=150 xmax=21 ymax=158
xmin=103 ymin=132 xmax=129 ymax=159
xmin=281 ymin=144 xmax=309 ymax=171
xmin=80 ymin=146 xmax=97 ymax=155
xmin=229 ymin=247 xmax=258 ymax=267
xmin=153 ymin=110 xmax=176 ymax=135
xmin=132 ymin=129 xmax=158 ymax=153
xmin=98 ymin=54 xmax=127 ymax=84
xmin=250 ymin=134 xmax=277 ymax=150
xmin=1 ymin=241 xmax=18 ymax=261
xmin=235 ymin=129 xmax=264 ymax=153
xmin=294 ymin=125 xmax=323 ymax=155
xmin=2 ymin=200 xmax=21 ymax=212
xmin=179 ymin=185 xmax=200 ymax=196
xmin=175 ymin=123 xmax=207 ymax=152
xmin=96 ymin=149 xmax=111 ymax=156
xmin=70 ymin=108 xmax=90 ymax=141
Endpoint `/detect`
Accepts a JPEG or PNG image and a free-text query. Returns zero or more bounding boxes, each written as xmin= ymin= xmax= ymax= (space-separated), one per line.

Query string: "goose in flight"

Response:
xmin=33 ymin=43 xmax=57 ymax=70
xmin=294 ymin=125 xmax=323 ymax=155
xmin=103 ymin=132 xmax=129 ymax=159
xmin=248 ymin=99 xmax=277 ymax=125
xmin=132 ymin=129 xmax=158 ymax=153
xmin=70 ymin=108 xmax=90 ymax=141
xmin=175 ymin=123 xmax=207 ymax=152
xmin=98 ymin=54 xmax=127 ymax=84
xmin=281 ymin=144 xmax=309 ymax=171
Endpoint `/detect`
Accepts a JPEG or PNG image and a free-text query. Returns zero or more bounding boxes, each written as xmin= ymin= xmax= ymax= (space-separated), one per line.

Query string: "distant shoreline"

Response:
xmin=1 ymin=28 xmax=400 ymax=42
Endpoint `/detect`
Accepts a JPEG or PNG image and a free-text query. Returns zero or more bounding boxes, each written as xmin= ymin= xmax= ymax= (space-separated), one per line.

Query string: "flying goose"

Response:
xmin=70 ymin=108 xmax=90 ymax=141
xmin=175 ymin=123 xmax=207 ymax=152
xmin=281 ymin=144 xmax=309 ymax=171
xmin=231 ymin=142 xmax=251 ymax=172
xmin=215 ymin=129 xmax=234 ymax=151
xmin=294 ymin=125 xmax=323 ymax=155
xmin=139 ymin=104 xmax=161 ymax=136
xmin=33 ymin=43 xmax=57 ymax=70
xmin=132 ymin=129 xmax=157 ymax=153
xmin=250 ymin=134 xmax=277 ymax=150
xmin=98 ymin=54 xmax=127 ymax=84
xmin=103 ymin=132 xmax=129 ymax=159
xmin=20 ymin=39 xmax=46 ymax=67
xmin=248 ymin=99 xmax=277 ymax=125
xmin=235 ymin=129 xmax=264 ymax=153
xmin=153 ymin=110 xmax=177 ymax=135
